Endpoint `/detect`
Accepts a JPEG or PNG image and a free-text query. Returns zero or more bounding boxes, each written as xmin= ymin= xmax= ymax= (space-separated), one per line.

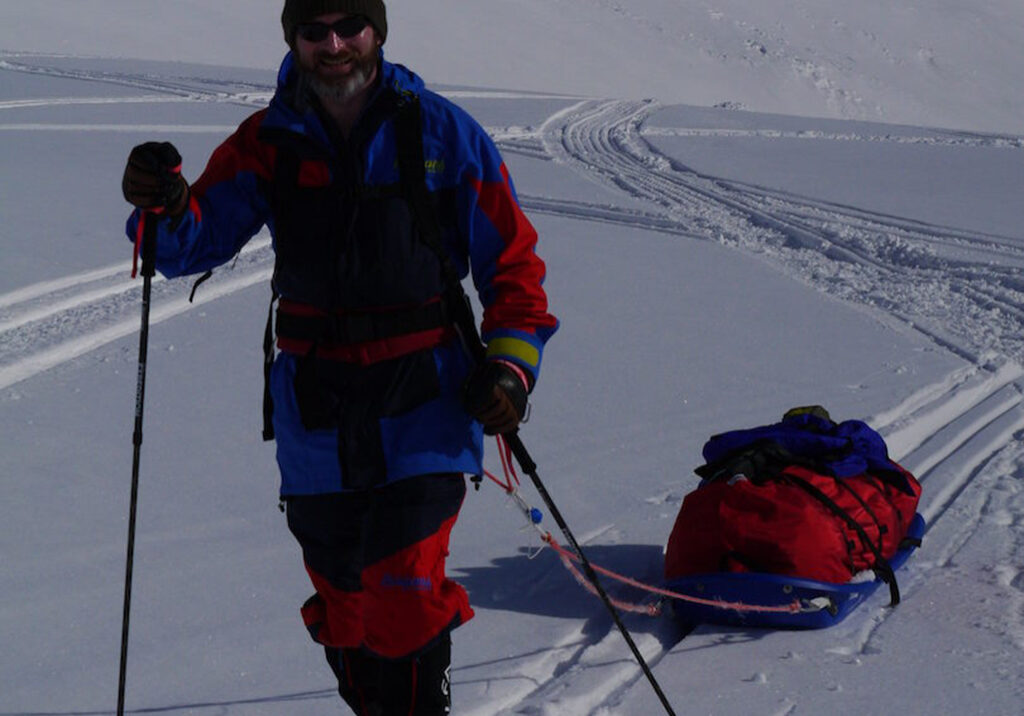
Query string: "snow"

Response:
xmin=2 ymin=2 xmax=1023 ymax=714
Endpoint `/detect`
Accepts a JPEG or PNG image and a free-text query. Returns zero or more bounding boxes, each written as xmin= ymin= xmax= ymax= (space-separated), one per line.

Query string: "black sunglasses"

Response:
xmin=295 ymin=16 xmax=370 ymax=43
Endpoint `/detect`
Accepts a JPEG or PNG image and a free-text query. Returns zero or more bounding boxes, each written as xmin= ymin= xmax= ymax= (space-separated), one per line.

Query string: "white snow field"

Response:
xmin=2 ymin=2 xmax=1023 ymax=715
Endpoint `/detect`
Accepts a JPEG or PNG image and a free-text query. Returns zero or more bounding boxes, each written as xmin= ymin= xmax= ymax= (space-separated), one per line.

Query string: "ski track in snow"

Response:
xmin=0 ymin=57 xmax=276 ymax=107
xmin=643 ymin=125 xmax=1024 ymax=150
xmin=543 ymin=99 xmax=1024 ymax=366
xmin=0 ymin=236 xmax=273 ymax=391
xmin=4 ymin=57 xmax=1024 ymax=714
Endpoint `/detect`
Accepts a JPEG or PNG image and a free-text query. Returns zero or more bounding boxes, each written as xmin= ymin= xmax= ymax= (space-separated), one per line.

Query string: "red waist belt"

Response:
xmin=275 ymin=297 xmax=455 ymax=365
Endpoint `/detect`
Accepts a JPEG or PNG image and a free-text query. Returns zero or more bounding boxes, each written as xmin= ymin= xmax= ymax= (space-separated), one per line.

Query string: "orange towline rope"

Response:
xmin=485 ymin=437 xmax=806 ymax=617
xmin=545 ymin=535 xmax=804 ymax=616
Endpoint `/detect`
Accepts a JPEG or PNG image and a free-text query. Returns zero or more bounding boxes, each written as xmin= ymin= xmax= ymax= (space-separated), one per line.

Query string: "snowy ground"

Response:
xmin=2 ymin=2 xmax=1024 ymax=715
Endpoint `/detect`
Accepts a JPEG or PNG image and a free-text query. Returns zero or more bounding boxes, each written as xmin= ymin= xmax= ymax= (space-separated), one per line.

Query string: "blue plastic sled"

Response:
xmin=664 ymin=513 xmax=926 ymax=629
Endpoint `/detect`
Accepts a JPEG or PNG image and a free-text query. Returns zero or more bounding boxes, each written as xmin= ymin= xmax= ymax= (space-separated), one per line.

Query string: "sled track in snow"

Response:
xmin=825 ymin=361 xmax=1024 ymax=658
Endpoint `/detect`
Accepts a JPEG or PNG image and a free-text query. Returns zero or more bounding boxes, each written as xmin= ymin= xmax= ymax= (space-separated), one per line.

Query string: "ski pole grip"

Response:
xmin=140 ymin=212 xmax=159 ymax=279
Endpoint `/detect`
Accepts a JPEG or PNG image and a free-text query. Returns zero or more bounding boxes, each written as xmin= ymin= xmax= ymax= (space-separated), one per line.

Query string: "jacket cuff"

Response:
xmin=484 ymin=333 xmax=542 ymax=386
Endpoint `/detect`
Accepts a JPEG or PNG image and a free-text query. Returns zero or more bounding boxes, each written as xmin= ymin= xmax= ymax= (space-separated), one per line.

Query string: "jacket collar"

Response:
xmin=262 ymin=50 xmax=425 ymax=150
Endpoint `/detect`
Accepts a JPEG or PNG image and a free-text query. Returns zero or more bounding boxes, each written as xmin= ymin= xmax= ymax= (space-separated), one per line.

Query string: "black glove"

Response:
xmin=463 ymin=361 xmax=529 ymax=435
xmin=122 ymin=142 xmax=189 ymax=216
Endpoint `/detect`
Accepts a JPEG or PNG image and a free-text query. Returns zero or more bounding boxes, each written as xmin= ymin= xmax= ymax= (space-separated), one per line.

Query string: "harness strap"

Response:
xmin=275 ymin=297 xmax=451 ymax=346
xmin=262 ymin=290 xmax=279 ymax=441
xmin=393 ymin=98 xmax=486 ymax=364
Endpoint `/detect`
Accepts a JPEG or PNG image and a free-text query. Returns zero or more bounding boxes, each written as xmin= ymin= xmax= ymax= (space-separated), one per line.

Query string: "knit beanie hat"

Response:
xmin=282 ymin=0 xmax=387 ymax=45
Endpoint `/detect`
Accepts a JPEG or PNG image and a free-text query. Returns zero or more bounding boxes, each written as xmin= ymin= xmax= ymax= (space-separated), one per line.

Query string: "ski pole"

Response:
xmin=503 ymin=431 xmax=677 ymax=716
xmin=441 ymin=245 xmax=676 ymax=710
xmin=117 ymin=212 xmax=159 ymax=716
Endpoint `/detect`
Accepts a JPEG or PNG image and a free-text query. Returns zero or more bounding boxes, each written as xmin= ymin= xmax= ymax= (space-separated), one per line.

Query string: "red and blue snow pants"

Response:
xmin=285 ymin=473 xmax=474 ymax=660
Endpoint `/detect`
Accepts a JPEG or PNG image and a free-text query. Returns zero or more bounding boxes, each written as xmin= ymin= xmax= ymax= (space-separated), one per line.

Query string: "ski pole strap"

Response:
xmin=132 ymin=210 xmax=161 ymax=279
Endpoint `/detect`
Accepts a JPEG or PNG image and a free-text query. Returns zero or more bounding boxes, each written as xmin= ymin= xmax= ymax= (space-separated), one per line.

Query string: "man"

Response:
xmin=120 ymin=1 xmax=557 ymax=713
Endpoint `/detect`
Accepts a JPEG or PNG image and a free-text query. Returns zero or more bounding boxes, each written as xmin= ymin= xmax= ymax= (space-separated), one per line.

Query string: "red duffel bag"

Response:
xmin=664 ymin=408 xmax=922 ymax=603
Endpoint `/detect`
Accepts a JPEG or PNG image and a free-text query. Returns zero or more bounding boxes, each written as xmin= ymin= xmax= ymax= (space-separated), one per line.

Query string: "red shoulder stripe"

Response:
xmin=192 ymin=109 xmax=276 ymax=198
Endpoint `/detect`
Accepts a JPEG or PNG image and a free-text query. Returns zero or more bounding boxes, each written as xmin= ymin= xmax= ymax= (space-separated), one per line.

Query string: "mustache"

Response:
xmin=314 ymin=51 xmax=358 ymax=62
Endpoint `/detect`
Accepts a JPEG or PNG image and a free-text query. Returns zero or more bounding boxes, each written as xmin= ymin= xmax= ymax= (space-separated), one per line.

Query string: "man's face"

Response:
xmin=294 ymin=13 xmax=381 ymax=103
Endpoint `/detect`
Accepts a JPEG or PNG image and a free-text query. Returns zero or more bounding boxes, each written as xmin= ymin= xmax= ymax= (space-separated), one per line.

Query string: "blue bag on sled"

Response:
xmin=664 ymin=406 xmax=923 ymax=628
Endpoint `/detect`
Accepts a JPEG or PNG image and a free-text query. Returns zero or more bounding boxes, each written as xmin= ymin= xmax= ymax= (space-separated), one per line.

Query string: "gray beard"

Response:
xmin=303 ymin=59 xmax=376 ymax=105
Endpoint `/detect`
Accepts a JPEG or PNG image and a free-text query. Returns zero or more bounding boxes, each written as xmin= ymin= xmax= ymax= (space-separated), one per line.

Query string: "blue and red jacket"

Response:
xmin=127 ymin=53 xmax=558 ymax=494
